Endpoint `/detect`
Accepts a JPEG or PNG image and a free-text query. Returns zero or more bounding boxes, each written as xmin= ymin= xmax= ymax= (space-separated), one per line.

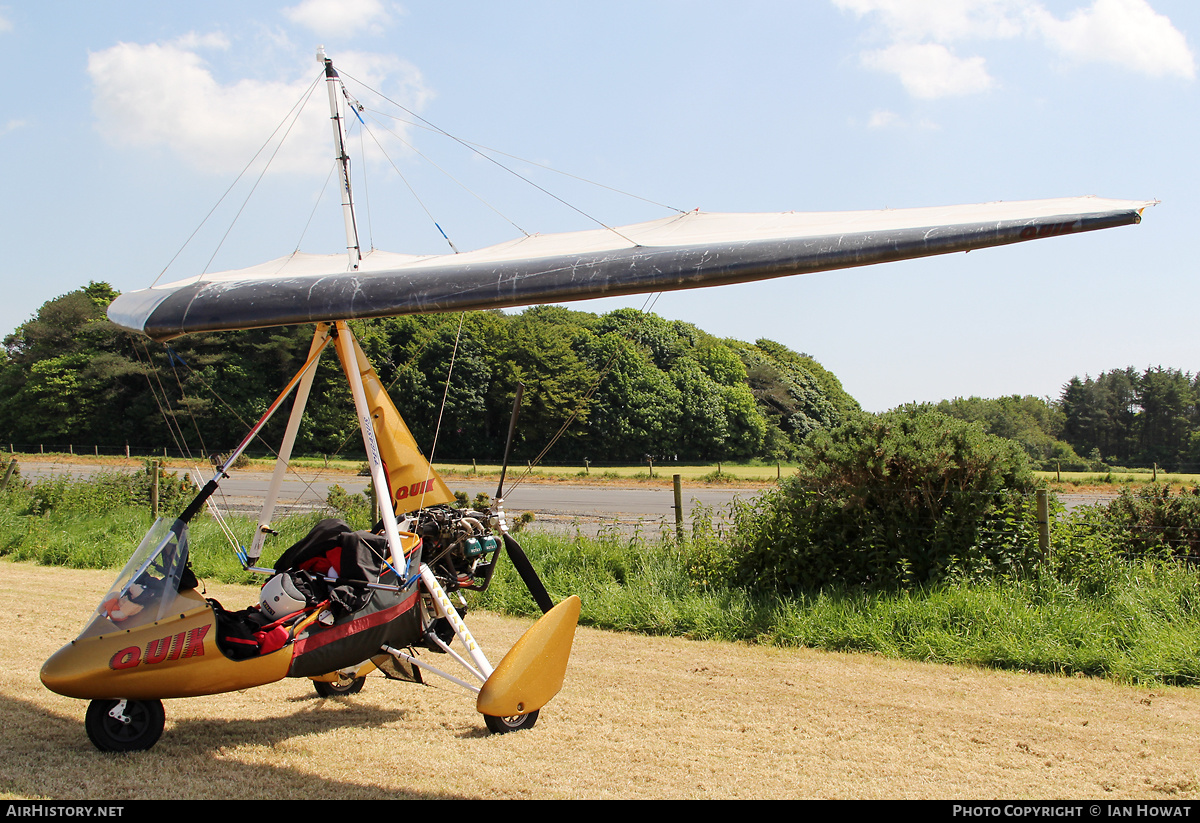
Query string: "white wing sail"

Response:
xmin=108 ymin=196 xmax=1153 ymax=340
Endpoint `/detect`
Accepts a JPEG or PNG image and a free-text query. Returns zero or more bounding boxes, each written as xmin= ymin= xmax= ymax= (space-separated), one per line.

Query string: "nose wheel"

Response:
xmin=85 ymin=698 xmax=166 ymax=752
xmin=483 ymin=709 xmax=539 ymax=734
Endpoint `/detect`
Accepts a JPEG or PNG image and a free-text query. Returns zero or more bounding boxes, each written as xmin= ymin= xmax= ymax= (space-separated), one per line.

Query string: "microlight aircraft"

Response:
xmin=41 ymin=49 xmax=1153 ymax=752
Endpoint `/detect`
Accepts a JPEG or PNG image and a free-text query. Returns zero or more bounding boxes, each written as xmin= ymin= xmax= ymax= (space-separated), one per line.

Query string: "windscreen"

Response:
xmin=78 ymin=518 xmax=194 ymax=639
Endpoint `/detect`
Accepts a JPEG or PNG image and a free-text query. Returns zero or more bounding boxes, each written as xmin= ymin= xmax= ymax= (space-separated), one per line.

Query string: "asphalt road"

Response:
xmin=13 ymin=460 xmax=1116 ymax=535
xmin=13 ymin=460 xmax=760 ymax=532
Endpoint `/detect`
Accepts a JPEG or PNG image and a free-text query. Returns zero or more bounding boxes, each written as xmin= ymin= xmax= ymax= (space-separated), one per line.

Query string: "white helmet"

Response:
xmin=260 ymin=573 xmax=307 ymax=620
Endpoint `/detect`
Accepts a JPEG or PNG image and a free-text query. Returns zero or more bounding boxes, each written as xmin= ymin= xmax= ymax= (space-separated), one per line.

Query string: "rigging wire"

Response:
xmin=340 ymin=70 xmax=644 ymax=246
xmin=359 ymin=110 xmax=528 ymax=239
xmin=353 ymin=113 xmax=460 ymax=253
xmin=504 ymin=290 xmax=665 ymax=497
xmin=148 ymin=320 xmax=444 ymax=527
xmin=419 ymin=312 xmax=466 ymax=508
xmin=356 ymin=116 xmax=375 ymax=251
xmin=134 ymin=59 xmax=689 ymax=540
xmin=151 ymin=73 xmax=323 ymax=286
xmin=200 ymin=75 xmax=324 ymax=276
xmin=131 ymin=341 xmax=189 ymax=458
xmin=132 ymin=341 xmax=252 ymax=554
xmin=363 ymin=106 xmax=686 ymax=215
xmin=165 ymin=347 xmax=210 ymax=461
xmin=292 ymin=162 xmax=339 ymax=253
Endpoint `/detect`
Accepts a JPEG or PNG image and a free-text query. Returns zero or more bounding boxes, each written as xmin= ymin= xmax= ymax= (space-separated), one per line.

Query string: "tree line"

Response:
xmin=0 ymin=282 xmax=860 ymax=464
xmin=10 ymin=282 xmax=1189 ymax=472
xmin=932 ymin=366 xmax=1200 ymax=473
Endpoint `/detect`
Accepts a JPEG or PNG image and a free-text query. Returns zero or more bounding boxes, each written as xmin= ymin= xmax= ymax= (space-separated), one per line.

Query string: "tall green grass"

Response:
xmin=475 ymin=522 xmax=1200 ymax=686
xmin=0 ymin=481 xmax=325 ymax=585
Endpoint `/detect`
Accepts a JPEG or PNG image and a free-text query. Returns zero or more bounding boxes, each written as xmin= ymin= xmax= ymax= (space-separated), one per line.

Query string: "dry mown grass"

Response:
xmin=4 ymin=560 xmax=1200 ymax=800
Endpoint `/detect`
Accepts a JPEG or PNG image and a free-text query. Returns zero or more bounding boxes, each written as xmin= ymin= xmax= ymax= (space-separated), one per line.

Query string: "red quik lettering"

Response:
xmin=108 ymin=625 xmax=210 ymax=670
xmin=394 ymin=479 xmax=434 ymax=500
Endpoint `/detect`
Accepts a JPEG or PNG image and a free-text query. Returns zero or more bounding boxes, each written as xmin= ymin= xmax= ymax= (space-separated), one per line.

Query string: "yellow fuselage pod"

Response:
xmin=40 ymin=589 xmax=292 ymax=700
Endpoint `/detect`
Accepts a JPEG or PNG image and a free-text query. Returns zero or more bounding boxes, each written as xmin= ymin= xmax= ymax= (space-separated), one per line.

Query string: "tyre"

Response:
xmin=483 ymin=709 xmax=539 ymax=734
xmin=314 ymin=676 xmax=365 ymax=697
xmin=84 ymin=699 xmax=165 ymax=753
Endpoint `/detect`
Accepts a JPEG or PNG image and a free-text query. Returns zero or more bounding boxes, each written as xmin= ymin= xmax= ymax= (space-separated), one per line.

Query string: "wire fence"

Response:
xmin=4 ymin=450 xmax=1197 ymax=554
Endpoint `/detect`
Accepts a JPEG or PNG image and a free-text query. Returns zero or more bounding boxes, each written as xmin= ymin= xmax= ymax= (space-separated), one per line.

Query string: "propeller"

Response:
xmin=494 ymin=383 xmax=554 ymax=614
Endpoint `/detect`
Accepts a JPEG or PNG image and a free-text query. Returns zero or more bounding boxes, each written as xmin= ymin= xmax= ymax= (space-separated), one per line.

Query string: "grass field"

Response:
xmin=1036 ymin=469 xmax=1200 ymax=487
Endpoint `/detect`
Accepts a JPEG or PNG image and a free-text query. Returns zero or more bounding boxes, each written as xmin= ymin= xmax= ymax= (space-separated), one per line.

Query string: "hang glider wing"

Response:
xmin=109 ymin=196 xmax=1153 ymax=341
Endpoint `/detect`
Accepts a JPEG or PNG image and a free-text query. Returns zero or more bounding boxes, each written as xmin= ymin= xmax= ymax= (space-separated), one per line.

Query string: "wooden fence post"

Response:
xmin=150 ymin=461 xmax=160 ymax=519
xmin=0 ymin=459 xmax=16 ymax=490
xmin=1036 ymin=489 xmax=1049 ymax=561
xmin=673 ymin=474 xmax=684 ymax=541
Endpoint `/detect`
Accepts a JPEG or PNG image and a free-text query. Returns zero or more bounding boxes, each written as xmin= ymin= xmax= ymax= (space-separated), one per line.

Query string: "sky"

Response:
xmin=0 ymin=0 xmax=1196 ymax=413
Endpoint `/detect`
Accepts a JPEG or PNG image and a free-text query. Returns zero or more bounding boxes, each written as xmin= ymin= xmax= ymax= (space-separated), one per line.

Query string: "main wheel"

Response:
xmin=84 ymin=699 xmax=165 ymax=753
xmin=314 ymin=676 xmax=365 ymax=697
xmin=483 ymin=709 xmax=539 ymax=734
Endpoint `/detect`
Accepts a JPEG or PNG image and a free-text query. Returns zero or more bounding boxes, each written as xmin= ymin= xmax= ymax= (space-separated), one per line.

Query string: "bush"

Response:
xmin=1102 ymin=483 xmax=1200 ymax=560
xmin=697 ymin=406 xmax=1040 ymax=592
xmin=23 ymin=466 xmax=194 ymax=516
xmin=326 ymin=483 xmax=371 ymax=529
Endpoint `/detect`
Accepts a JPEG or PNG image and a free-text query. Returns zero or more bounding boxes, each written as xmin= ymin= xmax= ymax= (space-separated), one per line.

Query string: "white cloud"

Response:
xmin=1031 ymin=0 xmax=1196 ymax=79
xmin=867 ymin=109 xmax=902 ymax=128
xmin=87 ymin=35 xmax=430 ymax=175
xmin=834 ymin=0 xmax=1030 ymax=43
xmin=1 ymin=118 xmax=25 ymax=136
xmin=834 ymin=0 xmax=1195 ymax=97
xmin=862 ymin=42 xmax=995 ymax=98
xmin=284 ymin=0 xmax=395 ymax=39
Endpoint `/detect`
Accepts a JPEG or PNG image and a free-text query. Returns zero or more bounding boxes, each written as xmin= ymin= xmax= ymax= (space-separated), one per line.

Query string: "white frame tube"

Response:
xmin=251 ymin=324 xmax=330 ymax=561
xmin=335 ymin=321 xmax=494 ymax=680
xmin=334 ymin=322 xmax=406 ymax=568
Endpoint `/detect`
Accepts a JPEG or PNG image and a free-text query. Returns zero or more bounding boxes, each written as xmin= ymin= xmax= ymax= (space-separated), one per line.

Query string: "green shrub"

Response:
xmin=1104 ymin=483 xmax=1200 ymax=560
xmin=1050 ymin=504 xmax=1127 ymax=597
xmin=325 ymin=483 xmax=371 ymax=529
xmin=697 ymin=406 xmax=1040 ymax=592
xmin=23 ymin=466 xmax=194 ymax=516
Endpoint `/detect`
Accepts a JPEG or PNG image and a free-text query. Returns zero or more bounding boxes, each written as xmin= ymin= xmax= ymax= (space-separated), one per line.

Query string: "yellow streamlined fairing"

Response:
xmin=476 ymin=595 xmax=581 ymax=717
xmin=334 ymin=327 xmax=456 ymax=512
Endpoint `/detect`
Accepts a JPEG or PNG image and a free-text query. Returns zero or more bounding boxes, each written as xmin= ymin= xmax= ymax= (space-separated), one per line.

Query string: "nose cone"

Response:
xmin=40 ymin=642 xmax=95 ymax=699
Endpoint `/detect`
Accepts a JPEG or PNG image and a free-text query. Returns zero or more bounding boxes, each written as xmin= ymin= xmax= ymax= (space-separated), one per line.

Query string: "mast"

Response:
xmin=317 ymin=46 xmax=361 ymax=270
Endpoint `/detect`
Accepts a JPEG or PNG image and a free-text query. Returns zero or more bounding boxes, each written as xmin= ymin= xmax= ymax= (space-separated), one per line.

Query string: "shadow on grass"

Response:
xmin=1 ymin=690 xmax=480 ymax=800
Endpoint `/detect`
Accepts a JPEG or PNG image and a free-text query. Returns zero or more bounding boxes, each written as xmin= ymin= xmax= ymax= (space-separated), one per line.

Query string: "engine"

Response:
xmin=407 ymin=504 xmax=502 ymax=593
